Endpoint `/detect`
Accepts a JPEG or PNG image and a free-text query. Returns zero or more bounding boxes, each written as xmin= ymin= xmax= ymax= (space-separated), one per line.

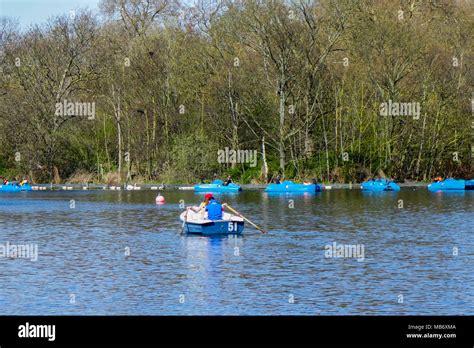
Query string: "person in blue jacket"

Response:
xmin=205 ymin=194 xmax=223 ymax=220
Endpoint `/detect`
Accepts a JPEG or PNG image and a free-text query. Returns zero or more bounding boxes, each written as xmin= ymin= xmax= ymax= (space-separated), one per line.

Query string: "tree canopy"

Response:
xmin=0 ymin=0 xmax=472 ymax=184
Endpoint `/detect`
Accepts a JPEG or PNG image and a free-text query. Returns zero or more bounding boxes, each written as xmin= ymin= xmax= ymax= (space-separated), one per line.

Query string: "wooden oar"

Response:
xmin=222 ymin=203 xmax=267 ymax=234
xmin=181 ymin=207 xmax=190 ymax=234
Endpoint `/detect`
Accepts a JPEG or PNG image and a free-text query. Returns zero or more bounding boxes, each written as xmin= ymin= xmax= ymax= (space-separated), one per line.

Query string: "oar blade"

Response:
xmin=223 ymin=204 xmax=267 ymax=234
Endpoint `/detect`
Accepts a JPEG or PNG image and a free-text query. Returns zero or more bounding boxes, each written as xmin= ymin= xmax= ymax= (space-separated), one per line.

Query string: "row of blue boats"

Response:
xmin=195 ymin=179 xmax=322 ymax=193
xmin=193 ymin=178 xmax=474 ymax=193
xmin=185 ymin=177 xmax=473 ymax=236
xmin=360 ymin=178 xmax=474 ymax=192
xmin=1 ymin=178 xmax=472 ymax=193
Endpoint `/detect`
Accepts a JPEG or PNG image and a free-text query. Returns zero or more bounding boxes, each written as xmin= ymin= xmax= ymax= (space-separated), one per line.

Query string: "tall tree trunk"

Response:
xmin=415 ymin=110 xmax=427 ymax=179
xmin=228 ymin=70 xmax=239 ymax=168
xmin=278 ymin=77 xmax=286 ymax=174
xmin=261 ymin=136 xmax=268 ymax=182
xmin=112 ymin=85 xmax=122 ymax=183
xmin=145 ymin=109 xmax=151 ymax=179
xmin=322 ymin=114 xmax=330 ymax=181
xmin=117 ymin=119 xmax=122 ymax=180
xmin=126 ymin=110 xmax=131 ymax=181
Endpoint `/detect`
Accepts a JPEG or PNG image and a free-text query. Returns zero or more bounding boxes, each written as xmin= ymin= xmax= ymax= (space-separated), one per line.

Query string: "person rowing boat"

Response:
xmin=205 ymin=194 xmax=224 ymax=220
xmin=190 ymin=193 xmax=212 ymax=216
xmin=190 ymin=193 xmax=224 ymax=220
xmin=180 ymin=196 xmax=266 ymax=235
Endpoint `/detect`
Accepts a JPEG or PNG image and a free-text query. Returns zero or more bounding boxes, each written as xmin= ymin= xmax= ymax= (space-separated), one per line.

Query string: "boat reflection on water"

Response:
xmin=179 ymin=234 xmax=243 ymax=310
xmin=263 ymin=190 xmax=318 ymax=202
xmin=360 ymin=190 xmax=399 ymax=196
xmin=193 ymin=191 xmax=241 ymax=198
xmin=264 ymin=191 xmax=319 ymax=199
xmin=433 ymin=190 xmax=466 ymax=196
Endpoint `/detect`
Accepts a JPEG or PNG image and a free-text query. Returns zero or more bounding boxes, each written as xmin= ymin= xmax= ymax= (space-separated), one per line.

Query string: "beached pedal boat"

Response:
xmin=360 ymin=179 xmax=400 ymax=192
xmin=265 ymin=180 xmax=322 ymax=193
xmin=194 ymin=180 xmax=242 ymax=193
xmin=428 ymin=178 xmax=474 ymax=192
xmin=0 ymin=183 xmax=33 ymax=192
xmin=180 ymin=209 xmax=244 ymax=235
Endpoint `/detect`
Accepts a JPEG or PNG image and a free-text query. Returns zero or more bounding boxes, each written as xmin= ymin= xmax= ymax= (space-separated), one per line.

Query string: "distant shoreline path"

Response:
xmin=26 ymin=182 xmax=430 ymax=191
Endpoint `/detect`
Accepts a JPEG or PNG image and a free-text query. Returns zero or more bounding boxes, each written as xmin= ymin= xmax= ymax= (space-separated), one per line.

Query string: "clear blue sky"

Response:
xmin=0 ymin=0 xmax=101 ymax=29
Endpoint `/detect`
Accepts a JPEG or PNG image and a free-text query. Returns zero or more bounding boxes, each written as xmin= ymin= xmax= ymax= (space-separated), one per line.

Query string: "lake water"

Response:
xmin=0 ymin=189 xmax=472 ymax=315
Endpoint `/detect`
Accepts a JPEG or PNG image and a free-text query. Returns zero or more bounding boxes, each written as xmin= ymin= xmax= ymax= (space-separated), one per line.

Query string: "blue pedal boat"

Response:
xmin=428 ymin=178 xmax=474 ymax=192
xmin=180 ymin=210 xmax=244 ymax=236
xmin=361 ymin=179 xmax=400 ymax=192
xmin=194 ymin=180 xmax=242 ymax=193
xmin=0 ymin=183 xmax=33 ymax=192
xmin=265 ymin=180 xmax=322 ymax=193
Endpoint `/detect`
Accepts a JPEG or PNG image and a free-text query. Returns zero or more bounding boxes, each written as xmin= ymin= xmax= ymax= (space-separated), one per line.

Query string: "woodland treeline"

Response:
xmin=0 ymin=0 xmax=472 ymax=184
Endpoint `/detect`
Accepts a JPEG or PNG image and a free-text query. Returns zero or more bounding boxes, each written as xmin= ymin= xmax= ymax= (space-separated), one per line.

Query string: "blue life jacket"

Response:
xmin=206 ymin=199 xmax=223 ymax=220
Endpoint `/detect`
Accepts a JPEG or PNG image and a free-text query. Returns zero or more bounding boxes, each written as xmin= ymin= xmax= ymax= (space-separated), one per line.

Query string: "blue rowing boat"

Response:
xmin=265 ymin=180 xmax=321 ymax=193
xmin=180 ymin=210 xmax=244 ymax=235
xmin=0 ymin=183 xmax=33 ymax=192
xmin=361 ymin=179 xmax=400 ymax=192
xmin=194 ymin=180 xmax=242 ymax=192
xmin=428 ymin=178 xmax=474 ymax=192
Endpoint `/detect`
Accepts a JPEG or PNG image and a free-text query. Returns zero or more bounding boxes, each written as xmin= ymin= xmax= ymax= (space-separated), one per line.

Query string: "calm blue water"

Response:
xmin=0 ymin=189 xmax=472 ymax=315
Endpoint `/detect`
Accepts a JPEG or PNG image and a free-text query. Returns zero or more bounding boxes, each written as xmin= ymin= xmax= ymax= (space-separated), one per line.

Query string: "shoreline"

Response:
xmin=27 ymin=182 xmax=430 ymax=191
